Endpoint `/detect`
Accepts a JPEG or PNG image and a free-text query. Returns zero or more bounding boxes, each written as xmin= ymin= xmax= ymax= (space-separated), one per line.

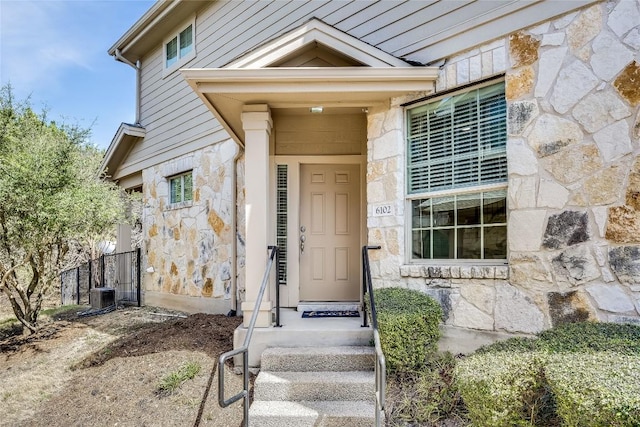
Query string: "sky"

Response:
xmin=0 ymin=0 xmax=155 ymax=149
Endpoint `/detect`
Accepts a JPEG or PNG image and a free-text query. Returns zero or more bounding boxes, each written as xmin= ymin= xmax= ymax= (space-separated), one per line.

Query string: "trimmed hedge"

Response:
xmin=371 ymin=287 xmax=443 ymax=372
xmin=546 ymin=353 xmax=640 ymax=427
xmin=457 ymin=322 xmax=640 ymax=426
xmin=455 ymin=352 xmax=548 ymax=426
xmin=476 ymin=321 xmax=640 ymax=355
xmin=537 ymin=322 xmax=640 ymax=354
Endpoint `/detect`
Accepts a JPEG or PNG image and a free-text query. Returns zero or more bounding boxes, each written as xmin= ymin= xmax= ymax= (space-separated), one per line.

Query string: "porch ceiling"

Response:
xmin=182 ymin=67 xmax=438 ymax=145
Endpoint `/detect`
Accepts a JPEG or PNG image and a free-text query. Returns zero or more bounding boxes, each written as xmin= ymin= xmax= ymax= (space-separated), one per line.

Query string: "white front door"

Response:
xmin=299 ymin=164 xmax=360 ymax=301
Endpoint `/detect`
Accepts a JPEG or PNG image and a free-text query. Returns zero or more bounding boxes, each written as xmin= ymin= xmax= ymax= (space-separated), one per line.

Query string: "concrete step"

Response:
xmin=254 ymin=370 xmax=375 ymax=401
xmin=234 ymin=313 xmax=373 ymax=368
xmin=261 ymin=346 xmax=375 ymax=372
xmin=249 ymin=400 xmax=375 ymax=427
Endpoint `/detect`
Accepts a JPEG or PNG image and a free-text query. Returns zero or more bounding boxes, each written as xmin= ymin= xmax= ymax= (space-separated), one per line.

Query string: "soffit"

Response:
xmin=183 ymin=19 xmax=436 ymax=145
xmin=183 ymin=67 xmax=437 ymax=146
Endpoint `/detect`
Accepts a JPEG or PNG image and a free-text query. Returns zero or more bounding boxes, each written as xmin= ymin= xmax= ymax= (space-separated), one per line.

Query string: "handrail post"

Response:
xmin=361 ymin=247 xmax=369 ymax=328
xmin=243 ymin=351 xmax=249 ymax=424
xmin=218 ymin=245 xmax=279 ymax=427
xmin=362 ymin=245 xmax=384 ymax=427
xmin=275 ymin=246 xmax=281 ymax=327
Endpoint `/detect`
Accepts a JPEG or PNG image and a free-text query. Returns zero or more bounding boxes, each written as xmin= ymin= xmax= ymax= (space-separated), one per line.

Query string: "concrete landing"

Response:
xmin=233 ymin=309 xmax=372 ymax=368
xmin=297 ymin=301 xmax=360 ymax=312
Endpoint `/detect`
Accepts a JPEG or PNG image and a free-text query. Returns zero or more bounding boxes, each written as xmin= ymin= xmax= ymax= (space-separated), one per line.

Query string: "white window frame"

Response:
xmin=162 ymin=17 xmax=196 ymax=78
xmin=405 ymin=79 xmax=508 ymax=265
xmin=169 ymin=171 xmax=193 ymax=206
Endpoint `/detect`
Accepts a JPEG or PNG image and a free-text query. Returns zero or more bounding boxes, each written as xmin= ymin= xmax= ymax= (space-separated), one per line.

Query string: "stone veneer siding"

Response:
xmin=367 ymin=0 xmax=640 ymax=334
xmin=142 ymin=139 xmax=245 ymax=311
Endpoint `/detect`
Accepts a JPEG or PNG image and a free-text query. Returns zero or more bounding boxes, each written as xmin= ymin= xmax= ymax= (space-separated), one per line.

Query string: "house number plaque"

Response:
xmin=373 ymin=204 xmax=394 ymax=217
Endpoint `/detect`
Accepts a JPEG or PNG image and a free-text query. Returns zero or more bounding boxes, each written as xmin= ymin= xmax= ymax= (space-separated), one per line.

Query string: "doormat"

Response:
xmin=302 ymin=310 xmax=360 ymax=318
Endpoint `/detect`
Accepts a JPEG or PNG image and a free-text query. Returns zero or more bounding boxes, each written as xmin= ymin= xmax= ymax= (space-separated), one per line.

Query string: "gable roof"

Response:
xmin=227 ymin=18 xmax=412 ymax=69
xmin=183 ymin=18 xmax=437 ymax=145
xmin=101 ymin=122 xmax=146 ymax=183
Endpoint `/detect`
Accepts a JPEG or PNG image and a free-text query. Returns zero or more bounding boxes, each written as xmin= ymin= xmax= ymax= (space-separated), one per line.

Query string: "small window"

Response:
xmin=169 ymin=172 xmax=193 ymax=204
xmin=164 ymin=21 xmax=195 ymax=72
xmin=406 ymin=81 xmax=507 ymax=261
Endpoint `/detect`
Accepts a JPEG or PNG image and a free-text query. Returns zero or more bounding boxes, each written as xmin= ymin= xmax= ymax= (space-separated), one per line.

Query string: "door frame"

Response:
xmin=271 ymin=155 xmax=366 ymax=308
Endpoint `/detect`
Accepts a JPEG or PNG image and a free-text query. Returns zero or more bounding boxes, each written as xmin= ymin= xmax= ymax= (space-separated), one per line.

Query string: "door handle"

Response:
xmin=300 ymin=234 xmax=306 ymax=253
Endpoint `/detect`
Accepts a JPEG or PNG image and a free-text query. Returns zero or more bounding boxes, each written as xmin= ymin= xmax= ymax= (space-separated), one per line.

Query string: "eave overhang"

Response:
xmin=101 ymin=123 xmax=146 ymax=181
xmin=182 ymin=66 xmax=438 ymax=145
xmin=108 ymin=0 xmax=205 ymax=64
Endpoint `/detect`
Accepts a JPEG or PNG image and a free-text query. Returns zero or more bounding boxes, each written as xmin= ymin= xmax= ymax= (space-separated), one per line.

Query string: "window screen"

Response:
xmin=407 ymin=82 xmax=507 ymax=194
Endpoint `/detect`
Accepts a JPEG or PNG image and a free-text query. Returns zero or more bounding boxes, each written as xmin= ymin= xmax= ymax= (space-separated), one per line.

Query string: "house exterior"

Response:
xmin=104 ymin=0 xmax=640 ymax=335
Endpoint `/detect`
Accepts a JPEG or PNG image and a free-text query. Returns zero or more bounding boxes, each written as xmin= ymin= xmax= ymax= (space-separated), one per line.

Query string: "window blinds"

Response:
xmin=276 ymin=165 xmax=288 ymax=285
xmin=407 ymin=82 xmax=507 ymax=194
xmin=179 ymin=25 xmax=193 ymax=57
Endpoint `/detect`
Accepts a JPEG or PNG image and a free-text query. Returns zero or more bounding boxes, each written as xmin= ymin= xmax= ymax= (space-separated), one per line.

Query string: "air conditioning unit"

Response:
xmin=90 ymin=287 xmax=115 ymax=309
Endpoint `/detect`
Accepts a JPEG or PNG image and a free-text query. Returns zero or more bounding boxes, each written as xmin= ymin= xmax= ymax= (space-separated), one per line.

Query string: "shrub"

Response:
xmin=546 ymin=353 xmax=640 ymax=427
xmin=386 ymin=352 xmax=464 ymax=425
xmin=371 ymin=287 xmax=443 ymax=372
xmin=455 ymin=352 xmax=549 ymax=427
xmin=536 ymin=322 xmax=640 ymax=354
xmin=477 ymin=322 xmax=640 ymax=355
xmin=475 ymin=336 xmax=538 ymax=354
xmin=462 ymin=322 xmax=640 ymax=426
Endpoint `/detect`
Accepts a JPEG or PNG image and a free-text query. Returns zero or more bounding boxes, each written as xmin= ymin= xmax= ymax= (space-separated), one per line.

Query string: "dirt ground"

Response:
xmin=0 ymin=301 xmax=245 ymax=427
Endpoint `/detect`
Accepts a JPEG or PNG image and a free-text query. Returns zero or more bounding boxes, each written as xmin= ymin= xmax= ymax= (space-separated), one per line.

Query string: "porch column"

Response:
xmin=241 ymin=104 xmax=273 ymax=327
xmin=116 ymin=224 xmax=132 ymax=253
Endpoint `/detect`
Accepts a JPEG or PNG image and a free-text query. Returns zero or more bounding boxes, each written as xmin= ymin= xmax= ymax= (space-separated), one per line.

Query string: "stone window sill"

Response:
xmin=400 ymin=264 xmax=509 ymax=280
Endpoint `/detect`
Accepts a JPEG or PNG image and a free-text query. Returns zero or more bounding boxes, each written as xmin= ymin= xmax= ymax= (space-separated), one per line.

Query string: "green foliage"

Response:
xmin=546 ymin=353 xmax=640 ymax=427
xmin=455 ymin=352 xmax=550 ymax=426
xmin=371 ymin=287 xmax=443 ymax=372
xmin=537 ymin=321 xmax=640 ymax=354
xmin=157 ymin=361 xmax=202 ymax=396
xmin=0 ymin=317 xmax=18 ymax=327
xmin=386 ymin=352 xmax=464 ymax=426
xmin=0 ymin=84 xmax=128 ymax=333
xmin=458 ymin=322 xmax=640 ymax=426
xmin=477 ymin=321 xmax=640 ymax=355
xmin=475 ymin=336 xmax=538 ymax=354
xmin=40 ymin=305 xmax=82 ymax=318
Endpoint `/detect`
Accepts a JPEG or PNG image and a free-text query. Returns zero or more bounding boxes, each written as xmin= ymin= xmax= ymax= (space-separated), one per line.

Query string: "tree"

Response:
xmin=0 ymin=85 xmax=128 ymax=333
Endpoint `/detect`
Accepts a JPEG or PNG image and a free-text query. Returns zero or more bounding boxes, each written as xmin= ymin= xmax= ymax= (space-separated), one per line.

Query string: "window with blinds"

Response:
xmin=407 ymin=82 xmax=507 ymax=195
xmin=276 ymin=165 xmax=287 ymax=285
xmin=406 ymin=81 xmax=507 ymax=261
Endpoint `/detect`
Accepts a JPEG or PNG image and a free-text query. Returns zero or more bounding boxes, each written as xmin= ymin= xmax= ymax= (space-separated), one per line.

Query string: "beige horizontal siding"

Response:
xmin=116 ymin=0 xmax=596 ymax=177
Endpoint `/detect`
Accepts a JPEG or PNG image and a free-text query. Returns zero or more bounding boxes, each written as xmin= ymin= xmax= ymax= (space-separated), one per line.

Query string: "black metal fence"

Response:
xmin=61 ymin=249 xmax=141 ymax=306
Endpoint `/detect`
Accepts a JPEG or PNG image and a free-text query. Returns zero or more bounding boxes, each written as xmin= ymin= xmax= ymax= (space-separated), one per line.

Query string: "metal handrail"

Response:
xmin=218 ymin=245 xmax=279 ymax=427
xmin=361 ymin=245 xmax=385 ymax=427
